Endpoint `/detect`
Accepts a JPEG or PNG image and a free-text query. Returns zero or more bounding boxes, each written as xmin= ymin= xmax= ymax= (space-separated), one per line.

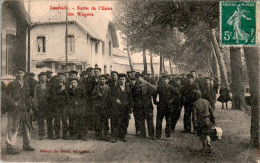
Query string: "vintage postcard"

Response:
xmin=1 ymin=0 xmax=260 ymax=162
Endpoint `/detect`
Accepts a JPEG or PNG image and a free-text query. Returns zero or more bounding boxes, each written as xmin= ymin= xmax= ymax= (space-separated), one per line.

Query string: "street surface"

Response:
xmin=1 ymin=101 xmax=258 ymax=162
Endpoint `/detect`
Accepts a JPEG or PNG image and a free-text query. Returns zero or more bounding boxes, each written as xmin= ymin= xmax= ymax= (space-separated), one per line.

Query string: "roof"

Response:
xmin=113 ymin=48 xmax=128 ymax=58
xmin=29 ymin=4 xmax=118 ymax=47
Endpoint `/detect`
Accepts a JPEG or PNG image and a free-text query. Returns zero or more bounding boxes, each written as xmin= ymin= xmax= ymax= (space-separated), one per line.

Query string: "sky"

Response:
xmin=23 ymin=0 xmax=163 ymax=63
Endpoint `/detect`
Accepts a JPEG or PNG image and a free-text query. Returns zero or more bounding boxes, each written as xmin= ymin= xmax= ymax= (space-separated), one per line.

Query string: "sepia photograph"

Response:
xmin=0 ymin=0 xmax=260 ymax=162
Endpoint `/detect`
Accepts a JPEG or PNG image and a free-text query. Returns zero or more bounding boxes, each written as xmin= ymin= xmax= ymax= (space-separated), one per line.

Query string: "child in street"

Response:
xmin=192 ymin=90 xmax=216 ymax=155
xmin=217 ymin=84 xmax=231 ymax=109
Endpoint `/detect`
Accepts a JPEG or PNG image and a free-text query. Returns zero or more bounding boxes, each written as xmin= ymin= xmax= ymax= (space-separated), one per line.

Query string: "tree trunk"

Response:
xmin=169 ymin=60 xmax=173 ymax=74
xmin=160 ymin=52 xmax=163 ymax=75
xmin=150 ymin=51 xmax=154 ymax=75
xmin=244 ymin=46 xmax=260 ymax=148
xmin=210 ymin=30 xmax=229 ymax=88
xmin=211 ymin=43 xmax=221 ymax=83
xmin=162 ymin=54 xmax=166 ymax=73
xmin=142 ymin=46 xmax=147 ymax=74
xmin=126 ymin=37 xmax=134 ymax=71
xmin=230 ymin=47 xmax=248 ymax=111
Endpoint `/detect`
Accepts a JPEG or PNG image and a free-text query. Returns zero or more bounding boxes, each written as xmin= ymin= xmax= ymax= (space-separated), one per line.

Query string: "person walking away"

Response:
xmin=192 ymin=90 xmax=216 ymax=155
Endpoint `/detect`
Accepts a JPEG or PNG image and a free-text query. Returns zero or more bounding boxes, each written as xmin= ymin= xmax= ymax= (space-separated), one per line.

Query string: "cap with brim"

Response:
xmin=111 ymin=71 xmax=118 ymax=75
xmin=86 ymin=67 xmax=94 ymax=72
xmin=38 ymin=72 xmax=47 ymax=77
xmin=70 ymin=78 xmax=79 ymax=82
xmin=99 ymin=74 xmax=107 ymax=79
xmin=118 ymin=73 xmax=127 ymax=78
xmin=17 ymin=67 xmax=26 ymax=72
xmin=82 ymin=71 xmax=87 ymax=75
xmin=135 ymin=74 xmax=144 ymax=78
xmin=162 ymin=74 xmax=170 ymax=79
xmin=57 ymin=72 xmax=65 ymax=76
xmin=46 ymin=71 xmax=53 ymax=74
xmin=69 ymin=70 xmax=78 ymax=75
xmin=94 ymin=67 xmax=101 ymax=71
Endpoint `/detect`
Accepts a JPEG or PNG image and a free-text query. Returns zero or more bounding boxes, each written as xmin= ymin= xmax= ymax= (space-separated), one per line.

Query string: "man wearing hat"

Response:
xmin=34 ymin=72 xmax=52 ymax=140
xmin=67 ymin=78 xmax=87 ymax=140
xmin=135 ymin=73 xmax=157 ymax=139
xmin=171 ymin=76 xmax=183 ymax=132
xmin=92 ymin=74 xmax=111 ymax=140
xmin=48 ymin=72 xmax=70 ymax=140
xmin=180 ymin=73 xmax=200 ymax=133
xmin=5 ymin=68 xmax=34 ymax=154
xmin=110 ymin=73 xmax=133 ymax=142
xmin=108 ymin=71 xmax=119 ymax=136
xmin=28 ymin=73 xmax=38 ymax=98
xmin=153 ymin=74 xmax=179 ymax=140
xmin=201 ymin=77 xmax=216 ymax=110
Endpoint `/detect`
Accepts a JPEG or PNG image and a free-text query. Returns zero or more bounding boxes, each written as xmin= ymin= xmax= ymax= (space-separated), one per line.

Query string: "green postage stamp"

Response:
xmin=220 ymin=1 xmax=256 ymax=46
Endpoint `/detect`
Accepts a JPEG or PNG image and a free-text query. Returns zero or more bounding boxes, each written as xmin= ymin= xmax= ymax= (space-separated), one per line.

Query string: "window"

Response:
xmin=37 ymin=36 xmax=46 ymax=53
xmin=102 ymin=42 xmax=105 ymax=55
xmin=4 ymin=34 xmax=15 ymax=75
xmin=95 ymin=42 xmax=98 ymax=54
xmin=109 ymin=41 xmax=112 ymax=56
xmin=67 ymin=35 xmax=75 ymax=52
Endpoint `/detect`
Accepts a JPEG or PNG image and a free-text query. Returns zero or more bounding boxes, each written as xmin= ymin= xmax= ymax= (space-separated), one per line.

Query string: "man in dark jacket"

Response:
xmin=5 ymin=68 xmax=34 ymax=154
xmin=49 ymin=72 xmax=70 ymax=140
xmin=201 ymin=77 xmax=216 ymax=110
xmin=110 ymin=73 xmax=133 ymax=143
xmin=180 ymin=74 xmax=200 ymax=133
xmin=153 ymin=74 xmax=179 ymax=140
xmin=135 ymin=74 xmax=157 ymax=139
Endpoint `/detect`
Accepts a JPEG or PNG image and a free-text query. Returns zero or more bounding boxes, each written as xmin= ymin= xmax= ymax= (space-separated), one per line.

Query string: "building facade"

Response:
xmin=1 ymin=0 xmax=30 ymax=83
xmin=30 ymin=20 xmax=119 ymax=75
xmin=112 ymin=48 xmax=131 ymax=73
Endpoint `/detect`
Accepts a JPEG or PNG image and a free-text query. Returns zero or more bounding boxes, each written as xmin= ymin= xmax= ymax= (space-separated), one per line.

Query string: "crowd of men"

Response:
xmin=2 ymin=67 xmax=218 ymax=155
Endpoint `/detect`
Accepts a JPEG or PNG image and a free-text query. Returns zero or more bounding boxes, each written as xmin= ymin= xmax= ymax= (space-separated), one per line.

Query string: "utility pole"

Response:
xmin=65 ymin=0 xmax=68 ymax=71
xmin=27 ymin=0 xmax=31 ymax=73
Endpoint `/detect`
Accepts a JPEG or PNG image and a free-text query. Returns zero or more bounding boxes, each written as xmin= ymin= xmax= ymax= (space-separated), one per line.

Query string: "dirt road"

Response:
xmin=1 ymin=102 xmax=258 ymax=162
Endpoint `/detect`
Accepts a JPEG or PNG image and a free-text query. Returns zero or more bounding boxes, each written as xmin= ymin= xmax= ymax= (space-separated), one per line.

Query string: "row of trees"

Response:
xmin=113 ymin=1 xmax=260 ymax=148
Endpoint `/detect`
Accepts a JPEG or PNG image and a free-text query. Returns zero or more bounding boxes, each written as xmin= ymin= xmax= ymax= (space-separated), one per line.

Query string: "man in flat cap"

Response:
xmin=110 ymin=73 xmax=133 ymax=143
xmin=48 ymin=72 xmax=70 ymax=140
xmin=34 ymin=72 xmax=52 ymax=140
xmin=28 ymin=73 xmax=38 ymax=98
xmin=201 ymin=77 xmax=216 ymax=111
xmin=92 ymin=74 xmax=111 ymax=140
xmin=109 ymin=71 xmax=119 ymax=136
xmin=180 ymin=73 xmax=200 ymax=133
xmin=135 ymin=73 xmax=157 ymax=139
xmin=5 ymin=68 xmax=34 ymax=154
xmin=153 ymin=74 xmax=179 ymax=140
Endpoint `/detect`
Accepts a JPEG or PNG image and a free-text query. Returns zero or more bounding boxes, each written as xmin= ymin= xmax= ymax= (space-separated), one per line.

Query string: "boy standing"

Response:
xmin=92 ymin=75 xmax=111 ymax=140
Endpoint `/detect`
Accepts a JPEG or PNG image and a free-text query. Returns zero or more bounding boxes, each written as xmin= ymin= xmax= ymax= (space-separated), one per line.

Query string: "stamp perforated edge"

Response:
xmin=219 ymin=1 xmax=257 ymax=47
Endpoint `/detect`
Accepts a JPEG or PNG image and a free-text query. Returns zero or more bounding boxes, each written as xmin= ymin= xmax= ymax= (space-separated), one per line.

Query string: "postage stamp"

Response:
xmin=220 ymin=1 xmax=256 ymax=47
